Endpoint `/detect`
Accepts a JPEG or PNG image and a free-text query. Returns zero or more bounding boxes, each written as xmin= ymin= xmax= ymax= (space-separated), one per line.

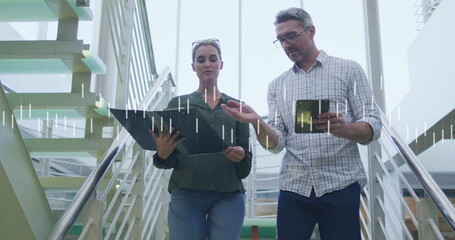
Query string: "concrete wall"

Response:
xmin=391 ymin=0 xmax=455 ymax=145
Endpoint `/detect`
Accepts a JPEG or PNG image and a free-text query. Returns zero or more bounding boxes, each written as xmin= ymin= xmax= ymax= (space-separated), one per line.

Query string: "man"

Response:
xmin=222 ymin=7 xmax=381 ymax=240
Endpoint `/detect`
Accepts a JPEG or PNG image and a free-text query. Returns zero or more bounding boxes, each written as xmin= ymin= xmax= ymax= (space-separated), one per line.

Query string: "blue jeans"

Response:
xmin=168 ymin=189 xmax=245 ymax=240
xmin=277 ymin=182 xmax=361 ymax=240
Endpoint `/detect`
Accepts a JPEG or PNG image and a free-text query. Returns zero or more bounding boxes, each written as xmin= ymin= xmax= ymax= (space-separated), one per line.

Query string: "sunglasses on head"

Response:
xmin=192 ymin=38 xmax=220 ymax=49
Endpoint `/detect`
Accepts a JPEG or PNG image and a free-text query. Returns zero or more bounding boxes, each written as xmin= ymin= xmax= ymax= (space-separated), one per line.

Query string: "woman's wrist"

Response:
xmin=156 ymin=151 xmax=169 ymax=160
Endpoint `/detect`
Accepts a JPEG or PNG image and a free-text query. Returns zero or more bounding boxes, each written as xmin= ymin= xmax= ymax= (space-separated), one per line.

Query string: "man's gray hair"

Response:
xmin=274 ymin=8 xmax=313 ymax=29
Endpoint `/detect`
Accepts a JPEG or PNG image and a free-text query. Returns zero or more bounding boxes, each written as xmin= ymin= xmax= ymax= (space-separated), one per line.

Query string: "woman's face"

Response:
xmin=192 ymin=45 xmax=223 ymax=82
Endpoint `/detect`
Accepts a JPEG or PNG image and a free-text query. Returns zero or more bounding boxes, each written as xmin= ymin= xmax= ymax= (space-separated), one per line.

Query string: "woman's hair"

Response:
xmin=274 ymin=7 xmax=313 ymax=29
xmin=191 ymin=39 xmax=222 ymax=62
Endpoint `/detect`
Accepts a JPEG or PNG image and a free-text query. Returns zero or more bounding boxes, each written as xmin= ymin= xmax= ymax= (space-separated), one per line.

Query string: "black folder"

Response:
xmin=110 ymin=108 xmax=236 ymax=155
xmin=295 ymin=99 xmax=330 ymax=133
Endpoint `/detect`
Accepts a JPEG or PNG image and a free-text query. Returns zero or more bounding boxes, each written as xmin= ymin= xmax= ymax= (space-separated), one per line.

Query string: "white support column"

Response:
xmin=174 ymin=0 xmax=182 ymax=94
xmin=94 ymin=0 xmax=117 ymax=106
xmin=110 ymin=0 xmax=136 ymax=108
xmin=251 ymin=139 xmax=257 ymax=217
xmin=363 ymin=1 xmax=386 ymax=238
xmin=246 ymin=175 xmax=253 ymax=218
xmin=238 ymin=0 xmax=242 ymax=100
xmin=362 ymin=0 xmax=386 ymax=111
xmin=40 ymin=120 xmax=53 ymax=176
xmin=246 ymin=136 xmax=256 ymax=218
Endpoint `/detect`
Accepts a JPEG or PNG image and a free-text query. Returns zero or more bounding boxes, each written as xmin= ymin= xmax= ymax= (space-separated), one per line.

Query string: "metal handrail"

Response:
xmin=379 ymin=108 xmax=455 ymax=231
xmin=47 ymin=67 xmax=174 ymax=240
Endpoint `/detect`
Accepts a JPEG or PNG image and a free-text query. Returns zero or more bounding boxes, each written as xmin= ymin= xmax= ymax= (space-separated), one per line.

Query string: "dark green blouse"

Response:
xmin=153 ymin=91 xmax=252 ymax=192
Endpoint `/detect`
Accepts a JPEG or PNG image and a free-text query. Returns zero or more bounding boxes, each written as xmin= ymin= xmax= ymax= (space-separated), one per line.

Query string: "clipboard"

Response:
xmin=110 ymin=108 xmax=236 ymax=155
xmin=295 ymin=99 xmax=330 ymax=133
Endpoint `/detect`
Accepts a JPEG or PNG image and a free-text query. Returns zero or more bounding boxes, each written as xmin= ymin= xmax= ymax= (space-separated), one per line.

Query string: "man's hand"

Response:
xmin=223 ymin=146 xmax=245 ymax=163
xmin=221 ymin=100 xmax=260 ymax=125
xmin=313 ymin=111 xmax=348 ymax=138
xmin=149 ymin=129 xmax=186 ymax=159
xmin=313 ymin=111 xmax=373 ymax=143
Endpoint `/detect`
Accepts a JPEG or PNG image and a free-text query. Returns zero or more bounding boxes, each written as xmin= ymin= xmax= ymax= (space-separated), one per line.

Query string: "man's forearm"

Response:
xmin=251 ymin=118 xmax=278 ymax=149
xmin=345 ymin=121 xmax=374 ymax=144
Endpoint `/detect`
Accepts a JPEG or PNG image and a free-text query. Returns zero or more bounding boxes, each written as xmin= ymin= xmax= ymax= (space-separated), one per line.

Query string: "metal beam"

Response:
xmin=363 ymin=1 xmax=386 ymax=239
xmin=363 ymin=0 xmax=386 ymax=111
xmin=0 ymin=82 xmax=54 ymax=240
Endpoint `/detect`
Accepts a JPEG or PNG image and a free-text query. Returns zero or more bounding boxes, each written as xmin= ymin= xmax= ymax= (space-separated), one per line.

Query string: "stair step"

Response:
xmin=40 ymin=177 xmax=114 ymax=194
xmin=69 ymin=221 xmax=114 ymax=236
xmin=0 ymin=0 xmax=92 ymax=22
xmin=241 ymin=218 xmax=276 ymax=239
xmin=40 ymin=176 xmax=87 ymax=189
xmin=25 ymin=138 xmax=113 ymax=156
xmin=31 ymin=151 xmax=96 ymax=159
xmin=6 ymin=93 xmax=112 ymax=119
xmin=8 ymin=92 xmax=96 ymax=108
xmin=0 ymin=41 xmax=105 ymax=74
xmin=0 ymin=40 xmax=83 ymax=58
xmin=13 ymin=107 xmax=111 ymax=119
xmin=14 ymin=108 xmax=92 ymax=119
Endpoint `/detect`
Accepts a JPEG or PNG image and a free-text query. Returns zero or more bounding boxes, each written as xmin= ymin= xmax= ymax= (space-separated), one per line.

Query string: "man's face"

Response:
xmin=275 ymin=20 xmax=314 ymax=64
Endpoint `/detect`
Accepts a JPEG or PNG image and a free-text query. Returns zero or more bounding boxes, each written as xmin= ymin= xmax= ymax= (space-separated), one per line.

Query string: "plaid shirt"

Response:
xmin=267 ymin=50 xmax=381 ymax=197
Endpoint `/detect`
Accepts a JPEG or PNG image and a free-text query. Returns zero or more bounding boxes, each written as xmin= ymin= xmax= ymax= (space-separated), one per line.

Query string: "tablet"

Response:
xmin=295 ymin=99 xmax=330 ymax=133
xmin=110 ymin=108 xmax=235 ymax=155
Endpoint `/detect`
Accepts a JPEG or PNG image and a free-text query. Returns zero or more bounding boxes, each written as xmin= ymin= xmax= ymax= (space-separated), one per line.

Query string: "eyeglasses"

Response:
xmin=192 ymin=38 xmax=220 ymax=50
xmin=273 ymin=29 xmax=306 ymax=48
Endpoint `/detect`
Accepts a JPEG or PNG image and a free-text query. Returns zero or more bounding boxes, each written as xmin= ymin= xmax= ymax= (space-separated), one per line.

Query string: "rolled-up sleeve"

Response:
xmin=348 ymin=61 xmax=382 ymax=144
xmin=265 ymin=79 xmax=287 ymax=153
xmin=153 ymin=151 xmax=178 ymax=169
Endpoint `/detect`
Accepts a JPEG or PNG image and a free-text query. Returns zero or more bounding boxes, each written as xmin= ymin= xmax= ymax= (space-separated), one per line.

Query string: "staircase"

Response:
xmin=1 ymin=1 xmax=455 ymax=240
xmin=1 ymin=0 xmax=175 ymax=239
xmin=0 ymin=1 xmax=106 ymax=239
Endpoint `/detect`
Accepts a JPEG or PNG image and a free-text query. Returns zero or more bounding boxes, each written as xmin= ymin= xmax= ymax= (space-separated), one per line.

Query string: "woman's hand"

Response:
xmin=223 ymin=146 xmax=245 ymax=163
xmin=149 ymin=129 xmax=186 ymax=159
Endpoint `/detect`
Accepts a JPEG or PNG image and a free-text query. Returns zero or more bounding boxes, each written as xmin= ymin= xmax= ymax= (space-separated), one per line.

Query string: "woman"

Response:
xmin=150 ymin=39 xmax=252 ymax=240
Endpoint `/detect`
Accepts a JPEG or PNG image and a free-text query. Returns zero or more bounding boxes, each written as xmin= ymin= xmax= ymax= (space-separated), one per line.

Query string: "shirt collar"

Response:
xmin=292 ymin=50 xmax=328 ymax=73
